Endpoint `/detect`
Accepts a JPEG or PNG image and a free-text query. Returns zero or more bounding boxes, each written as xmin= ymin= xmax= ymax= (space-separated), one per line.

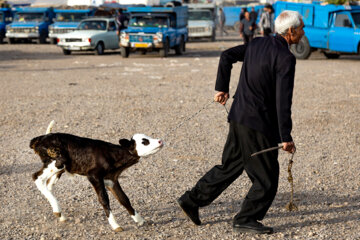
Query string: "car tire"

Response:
xmin=159 ymin=38 xmax=169 ymax=57
xmin=175 ymin=36 xmax=184 ymax=55
xmin=323 ymin=52 xmax=340 ymax=59
xmin=121 ymin=46 xmax=130 ymax=58
xmin=290 ymin=36 xmax=311 ymax=59
xmin=8 ymin=38 xmax=15 ymax=44
xmin=0 ymin=37 xmax=3 ymax=44
xmin=95 ymin=42 xmax=104 ymax=55
xmin=63 ymin=49 xmax=71 ymax=55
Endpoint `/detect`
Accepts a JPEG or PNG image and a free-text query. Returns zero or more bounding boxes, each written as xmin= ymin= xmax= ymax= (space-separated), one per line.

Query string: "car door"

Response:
xmin=107 ymin=20 xmax=119 ymax=49
xmin=329 ymin=11 xmax=356 ymax=53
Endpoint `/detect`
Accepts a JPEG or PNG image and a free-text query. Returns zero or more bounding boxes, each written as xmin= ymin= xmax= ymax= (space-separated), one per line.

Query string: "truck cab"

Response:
xmin=0 ymin=8 xmax=12 ymax=44
xmin=274 ymin=1 xmax=360 ymax=59
xmin=186 ymin=3 xmax=216 ymax=42
xmin=6 ymin=7 xmax=54 ymax=44
xmin=119 ymin=5 xmax=188 ymax=58
xmin=49 ymin=8 xmax=95 ymax=44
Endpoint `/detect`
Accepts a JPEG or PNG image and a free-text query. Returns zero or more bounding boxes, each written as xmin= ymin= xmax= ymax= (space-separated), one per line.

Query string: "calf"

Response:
xmin=30 ymin=121 xmax=163 ymax=232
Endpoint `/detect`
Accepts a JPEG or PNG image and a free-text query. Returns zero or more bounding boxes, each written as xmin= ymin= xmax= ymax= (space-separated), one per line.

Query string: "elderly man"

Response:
xmin=178 ymin=11 xmax=304 ymax=234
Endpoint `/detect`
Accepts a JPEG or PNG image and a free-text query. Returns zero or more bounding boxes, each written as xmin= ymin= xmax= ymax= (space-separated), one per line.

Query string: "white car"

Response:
xmin=57 ymin=17 xmax=119 ymax=55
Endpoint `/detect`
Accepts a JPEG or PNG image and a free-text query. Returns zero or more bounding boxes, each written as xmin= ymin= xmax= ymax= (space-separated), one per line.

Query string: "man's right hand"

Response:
xmin=282 ymin=141 xmax=296 ymax=154
xmin=214 ymin=92 xmax=229 ymax=105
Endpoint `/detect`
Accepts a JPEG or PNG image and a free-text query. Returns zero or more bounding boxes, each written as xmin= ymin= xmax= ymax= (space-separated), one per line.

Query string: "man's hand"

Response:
xmin=214 ymin=92 xmax=229 ymax=105
xmin=282 ymin=141 xmax=296 ymax=153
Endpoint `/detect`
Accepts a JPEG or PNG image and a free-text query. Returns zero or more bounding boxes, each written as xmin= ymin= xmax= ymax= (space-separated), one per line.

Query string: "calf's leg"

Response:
xmin=88 ymin=175 xmax=123 ymax=232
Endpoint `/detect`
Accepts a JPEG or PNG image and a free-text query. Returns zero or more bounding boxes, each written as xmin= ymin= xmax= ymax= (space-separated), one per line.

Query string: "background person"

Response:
xmin=177 ymin=10 xmax=304 ymax=235
xmin=116 ymin=9 xmax=129 ymax=36
xmin=218 ymin=8 xmax=228 ymax=37
xmin=259 ymin=4 xmax=275 ymax=36
xmin=239 ymin=12 xmax=255 ymax=44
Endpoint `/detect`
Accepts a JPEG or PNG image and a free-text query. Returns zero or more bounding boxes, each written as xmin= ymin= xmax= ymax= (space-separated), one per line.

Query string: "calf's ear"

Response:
xmin=119 ymin=139 xmax=132 ymax=148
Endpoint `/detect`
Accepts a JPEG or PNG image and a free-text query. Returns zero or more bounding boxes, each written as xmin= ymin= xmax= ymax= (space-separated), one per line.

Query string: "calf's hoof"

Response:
xmin=114 ymin=227 xmax=124 ymax=232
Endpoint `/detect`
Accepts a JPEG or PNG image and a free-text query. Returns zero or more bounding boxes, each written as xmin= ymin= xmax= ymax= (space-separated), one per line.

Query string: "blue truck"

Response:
xmin=223 ymin=5 xmax=263 ymax=31
xmin=48 ymin=8 xmax=95 ymax=44
xmin=274 ymin=1 xmax=360 ymax=59
xmin=119 ymin=5 xmax=188 ymax=58
xmin=6 ymin=7 xmax=55 ymax=44
xmin=0 ymin=8 xmax=13 ymax=44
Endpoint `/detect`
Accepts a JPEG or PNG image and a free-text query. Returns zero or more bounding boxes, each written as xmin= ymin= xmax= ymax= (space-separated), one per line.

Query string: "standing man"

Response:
xmin=259 ymin=4 xmax=275 ymax=36
xmin=116 ymin=9 xmax=128 ymax=36
xmin=249 ymin=7 xmax=258 ymax=23
xmin=239 ymin=12 xmax=255 ymax=44
xmin=177 ymin=11 xmax=304 ymax=234
xmin=218 ymin=8 xmax=228 ymax=37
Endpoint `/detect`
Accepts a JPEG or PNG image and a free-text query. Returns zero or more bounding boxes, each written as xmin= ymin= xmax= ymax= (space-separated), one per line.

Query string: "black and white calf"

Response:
xmin=30 ymin=121 xmax=163 ymax=232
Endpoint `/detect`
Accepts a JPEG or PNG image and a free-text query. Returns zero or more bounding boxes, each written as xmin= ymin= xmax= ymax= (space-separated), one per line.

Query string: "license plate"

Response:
xmin=134 ymin=43 xmax=149 ymax=48
xmin=65 ymin=46 xmax=80 ymax=50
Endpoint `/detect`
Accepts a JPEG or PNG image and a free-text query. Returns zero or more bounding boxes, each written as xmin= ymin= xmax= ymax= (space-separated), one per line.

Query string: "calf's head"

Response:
xmin=119 ymin=134 xmax=163 ymax=157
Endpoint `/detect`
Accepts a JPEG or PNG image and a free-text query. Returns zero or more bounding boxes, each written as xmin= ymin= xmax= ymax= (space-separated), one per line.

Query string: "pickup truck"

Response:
xmin=48 ymin=8 xmax=95 ymax=44
xmin=6 ymin=7 xmax=54 ymax=44
xmin=186 ymin=3 xmax=216 ymax=42
xmin=119 ymin=5 xmax=188 ymax=58
xmin=0 ymin=8 xmax=12 ymax=44
xmin=274 ymin=1 xmax=360 ymax=59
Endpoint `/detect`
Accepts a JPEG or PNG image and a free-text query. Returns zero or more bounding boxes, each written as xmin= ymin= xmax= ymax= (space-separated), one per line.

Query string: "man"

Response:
xmin=249 ymin=7 xmax=258 ymax=23
xmin=259 ymin=4 xmax=275 ymax=36
xmin=218 ymin=8 xmax=228 ymax=37
xmin=239 ymin=12 xmax=255 ymax=44
xmin=177 ymin=11 xmax=304 ymax=234
xmin=116 ymin=9 xmax=128 ymax=36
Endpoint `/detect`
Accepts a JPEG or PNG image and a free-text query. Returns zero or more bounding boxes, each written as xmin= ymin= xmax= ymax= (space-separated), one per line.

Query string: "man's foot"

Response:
xmin=177 ymin=198 xmax=201 ymax=225
xmin=233 ymin=220 xmax=273 ymax=234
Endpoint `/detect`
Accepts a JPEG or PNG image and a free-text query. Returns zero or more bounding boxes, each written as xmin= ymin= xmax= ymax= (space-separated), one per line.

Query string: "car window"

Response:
xmin=335 ymin=13 xmax=353 ymax=28
xmin=108 ymin=21 xmax=116 ymax=31
xmin=78 ymin=20 xmax=107 ymax=30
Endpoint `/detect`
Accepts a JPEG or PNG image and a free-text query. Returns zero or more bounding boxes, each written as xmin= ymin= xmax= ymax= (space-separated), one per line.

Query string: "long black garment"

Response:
xmin=215 ymin=34 xmax=296 ymax=143
xmin=180 ymin=34 xmax=296 ymax=223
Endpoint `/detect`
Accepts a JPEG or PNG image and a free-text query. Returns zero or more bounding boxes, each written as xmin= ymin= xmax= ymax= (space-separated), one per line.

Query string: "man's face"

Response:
xmin=291 ymin=19 xmax=305 ymax=44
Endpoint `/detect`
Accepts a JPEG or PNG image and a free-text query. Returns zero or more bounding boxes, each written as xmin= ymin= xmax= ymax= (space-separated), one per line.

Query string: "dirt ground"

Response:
xmin=0 ymin=32 xmax=359 ymax=240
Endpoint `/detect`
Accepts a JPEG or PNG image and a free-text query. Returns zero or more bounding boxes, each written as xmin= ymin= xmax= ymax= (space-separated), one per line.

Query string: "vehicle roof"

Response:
xmin=54 ymin=9 xmax=92 ymax=13
xmin=81 ymin=17 xmax=114 ymax=21
xmin=127 ymin=6 xmax=187 ymax=13
xmin=14 ymin=7 xmax=53 ymax=13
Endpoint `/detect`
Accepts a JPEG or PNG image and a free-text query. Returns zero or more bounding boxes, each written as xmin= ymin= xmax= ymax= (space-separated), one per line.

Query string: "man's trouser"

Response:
xmin=180 ymin=122 xmax=279 ymax=223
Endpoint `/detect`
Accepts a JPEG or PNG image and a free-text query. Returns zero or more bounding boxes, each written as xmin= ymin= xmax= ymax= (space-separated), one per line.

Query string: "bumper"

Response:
xmin=6 ymin=32 xmax=40 ymax=39
xmin=188 ymin=31 xmax=213 ymax=38
xmin=58 ymin=42 xmax=93 ymax=51
xmin=120 ymin=41 xmax=163 ymax=49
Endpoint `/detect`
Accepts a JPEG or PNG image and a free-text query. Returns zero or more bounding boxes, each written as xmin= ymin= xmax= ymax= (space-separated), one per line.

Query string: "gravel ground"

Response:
xmin=0 ymin=33 xmax=359 ymax=240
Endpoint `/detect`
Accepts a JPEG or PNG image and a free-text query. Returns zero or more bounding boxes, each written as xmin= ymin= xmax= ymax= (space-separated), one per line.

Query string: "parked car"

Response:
xmin=57 ymin=17 xmax=119 ymax=55
xmin=274 ymin=1 xmax=360 ymax=59
xmin=186 ymin=3 xmax=216 ymax=42
xmin=119 ymin=5 xmax=188 ymax=58
xmin=49 ymin=8 xmax=96 ymax=45
xmin=6 ymin=7 xmax=54 ymax=44
xmin=0 ymin=8 xmax=13 ymax=44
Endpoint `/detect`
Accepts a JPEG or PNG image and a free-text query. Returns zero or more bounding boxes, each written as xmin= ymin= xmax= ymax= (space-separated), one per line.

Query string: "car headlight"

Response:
xmin=121 ymin=32 xmax=129 ymax=42
xmin=155 ymin=32 xmax=163 ymax=42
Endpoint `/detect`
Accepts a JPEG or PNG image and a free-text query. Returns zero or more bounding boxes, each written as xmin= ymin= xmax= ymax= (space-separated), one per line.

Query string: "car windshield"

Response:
xmin=0 ymin=13 xmax=3 ymax=23
xmin=78 ymin=20 xmax=107 ymax=30
xmin=129 ymin=16 xmax=168 ymax=28
xmin=188 ymin=10 xmax=212 ymax=21
xmin=14 ymin=12 xmax=44 ymax=22
xmin=351 ymin=12 xmax=360 ymax=28
xmin=56 ymin=12 xmax=88 ymax=22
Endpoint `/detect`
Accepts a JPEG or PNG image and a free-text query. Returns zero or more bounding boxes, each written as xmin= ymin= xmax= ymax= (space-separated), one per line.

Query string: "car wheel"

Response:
xmin=159 ymin=38 xmax=169 ymax=57
xmin=63 ymin=49 xmax=71 ymax=55
xmin=95 ymin=42 xmax=104 ymax=55
xmin=8 ymin=38 xmax=15 ymax=44
xmin=323 ymin=52 xmax=340 ymax=59
xmin=175 ymin=36 xmax=184 ymax=55
xmin=290 ymin=36 xmax=311 ymax=59
xmin=121 ymin=46 xmax=130 ymax=58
